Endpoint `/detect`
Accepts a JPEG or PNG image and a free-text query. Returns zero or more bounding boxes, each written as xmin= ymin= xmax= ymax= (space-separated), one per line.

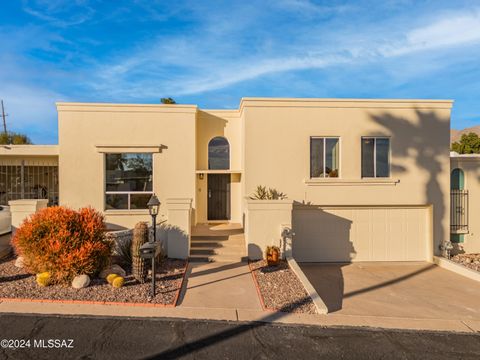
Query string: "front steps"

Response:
xmin=189 ymin=224 xmax=246 ymax=262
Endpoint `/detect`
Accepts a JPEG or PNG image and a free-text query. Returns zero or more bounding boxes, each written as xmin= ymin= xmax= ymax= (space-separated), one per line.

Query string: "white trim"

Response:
xmin=104 ymin=152 xmax=154 ymax=211
xmin=309 ymin=136 xmax=340 ymax=179
xmin=361 ymin=136 xmax=391 ymax=178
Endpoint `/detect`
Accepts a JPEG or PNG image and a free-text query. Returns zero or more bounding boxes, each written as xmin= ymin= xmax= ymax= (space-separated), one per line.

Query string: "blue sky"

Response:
xmin=1 ymin=0 xmax=480 ymax=144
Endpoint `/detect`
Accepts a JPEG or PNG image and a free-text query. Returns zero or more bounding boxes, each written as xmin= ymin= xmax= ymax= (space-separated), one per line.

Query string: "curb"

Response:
xmin=433 ymin=256 xmax=480 ymax=282
xmin=287 ymin=257 xmax=328 ymax=314
xmin=173 ymin=260 xmax=189 ymax=306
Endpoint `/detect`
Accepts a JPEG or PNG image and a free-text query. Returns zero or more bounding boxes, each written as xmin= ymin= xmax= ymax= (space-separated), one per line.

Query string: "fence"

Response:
xmin=0 ymin=160 xmax=59 ymax=206
xmin=450 ymin=189 xmax=468 ymax=233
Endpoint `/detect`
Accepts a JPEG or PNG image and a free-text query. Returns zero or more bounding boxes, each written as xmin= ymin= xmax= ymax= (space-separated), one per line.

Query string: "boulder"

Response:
xmin=72 ymin=274 xmax=90 ymax=289
xmin=99 ymin=264 xmax=126 ymax=279
xmin=14 ymin=256 xmax=24 ymax=268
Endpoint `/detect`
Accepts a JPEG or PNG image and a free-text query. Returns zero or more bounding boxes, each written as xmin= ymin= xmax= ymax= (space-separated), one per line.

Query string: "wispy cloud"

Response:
xmin=21 ymin=0 xmax=95 ymax=27
xmin=85 ymin=7 xmax=480 ymax=98
xmin=382 ymin=9 xmax=480 ymax=56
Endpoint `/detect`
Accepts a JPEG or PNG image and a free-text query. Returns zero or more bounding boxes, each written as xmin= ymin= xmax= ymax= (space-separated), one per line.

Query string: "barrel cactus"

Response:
xmin=106 ymin=273 xmax=118 ymax=284
xmin=36 ymin=272 xmax=51 ymax=287
xmin=131 ymin=222 xmax=149 ymax=283
xmin=112 ymin=276 xmax=125 ymax=288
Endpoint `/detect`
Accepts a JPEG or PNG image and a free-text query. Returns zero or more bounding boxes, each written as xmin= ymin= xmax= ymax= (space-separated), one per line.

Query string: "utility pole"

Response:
xmin=1 ymin=100 xmax=7 ymax=134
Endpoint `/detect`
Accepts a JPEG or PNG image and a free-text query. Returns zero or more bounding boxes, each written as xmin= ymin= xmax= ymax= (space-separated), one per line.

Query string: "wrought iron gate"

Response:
xmin=450 ymin=189 xmax=468 ymax=233
xmin=0 ymin=160 xmax=59 ymax=206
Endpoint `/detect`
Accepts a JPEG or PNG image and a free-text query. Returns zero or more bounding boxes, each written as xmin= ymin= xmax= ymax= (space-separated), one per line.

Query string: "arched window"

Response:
xmin=208 ymin=137 xmax=230 ymax=170
xmin=451 ymin=168 xmax=464 ymax=190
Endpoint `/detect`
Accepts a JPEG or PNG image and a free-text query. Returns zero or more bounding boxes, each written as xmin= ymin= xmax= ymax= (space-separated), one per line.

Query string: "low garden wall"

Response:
xmin=9 ymin=199 xmax=48 ymax=233
xmin=106 ymin=197 xmax=192 ymax=260
xmin=244 ymin=199 xmax=294 ymax=260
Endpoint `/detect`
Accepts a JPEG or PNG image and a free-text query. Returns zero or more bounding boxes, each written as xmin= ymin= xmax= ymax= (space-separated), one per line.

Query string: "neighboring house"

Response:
xmin=450 ymin=152 xmax=480 ymax=254
xmin=0 ymin=98 xmax=456 ymax=262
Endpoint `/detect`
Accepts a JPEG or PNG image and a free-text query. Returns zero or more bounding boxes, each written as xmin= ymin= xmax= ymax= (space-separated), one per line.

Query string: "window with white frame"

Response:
xmin=105 ymin=153 xmax=153 ymax=210
xmin=361 ymin=137 xmax=390 ymax=178
xmin=310 ymin=137 xmax=340 ymax=178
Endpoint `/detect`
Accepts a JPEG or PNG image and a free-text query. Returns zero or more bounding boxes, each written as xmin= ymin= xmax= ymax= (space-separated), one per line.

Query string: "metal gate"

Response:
xmin=0 ymin=160 xmax=59 ymax=206
xmin=450 ymin=189 xmax=468 ymax=233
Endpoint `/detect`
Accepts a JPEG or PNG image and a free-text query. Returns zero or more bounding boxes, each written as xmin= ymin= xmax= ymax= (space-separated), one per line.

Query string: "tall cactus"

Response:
xmin=131 ymin=221 xmax=149 ymax=283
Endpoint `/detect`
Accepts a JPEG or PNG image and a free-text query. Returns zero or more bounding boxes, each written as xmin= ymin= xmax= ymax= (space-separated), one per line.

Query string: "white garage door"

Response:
xmin=293 ymin=207 xmax=429 ymax=262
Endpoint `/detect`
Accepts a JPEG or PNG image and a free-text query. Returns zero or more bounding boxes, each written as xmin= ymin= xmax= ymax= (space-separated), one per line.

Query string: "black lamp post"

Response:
xmin=146 ymin=194 xmax=160 ymax=297
xmin=147 ymin=194 xmax=160 ymax=243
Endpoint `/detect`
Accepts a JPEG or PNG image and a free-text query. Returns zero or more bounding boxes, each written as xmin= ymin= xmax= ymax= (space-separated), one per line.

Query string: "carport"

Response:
xmin=300 ymin=262 xmax=480 ymax=321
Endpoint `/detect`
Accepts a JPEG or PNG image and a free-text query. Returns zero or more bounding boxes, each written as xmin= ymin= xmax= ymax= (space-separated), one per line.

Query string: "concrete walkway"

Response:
xmin=1 ymin=300 xmax=478 ymax=333
xmin=178 ymin=262 xmax=262 ymax=310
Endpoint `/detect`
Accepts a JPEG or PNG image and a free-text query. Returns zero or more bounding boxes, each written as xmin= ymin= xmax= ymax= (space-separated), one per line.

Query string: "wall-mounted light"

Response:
xmin=198 ymin=173 xmax=204 ymax=180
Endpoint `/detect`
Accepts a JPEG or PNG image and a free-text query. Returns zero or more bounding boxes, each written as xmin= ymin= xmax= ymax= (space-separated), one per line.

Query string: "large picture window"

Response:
xmin=105 ymin=153 xmax=153 ymax=210
xmin=310 ymin=137 xmax=340 ymax=178
xmin=361 ymin=137 xmax=390 ymax=178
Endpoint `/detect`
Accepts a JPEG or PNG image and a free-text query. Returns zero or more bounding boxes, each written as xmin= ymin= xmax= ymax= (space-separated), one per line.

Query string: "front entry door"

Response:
xmin=208 ymin=174 xmax=230 ymax=220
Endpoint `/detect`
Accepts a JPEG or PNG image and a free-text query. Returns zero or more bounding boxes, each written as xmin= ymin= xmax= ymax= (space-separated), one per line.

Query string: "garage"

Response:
xmin=292 ymin=206 xmax=430 ymax=262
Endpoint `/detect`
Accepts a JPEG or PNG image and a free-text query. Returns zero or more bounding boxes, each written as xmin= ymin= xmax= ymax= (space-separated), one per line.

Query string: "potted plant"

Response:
xmin=265 ymin=245 xmax=281 ymax=266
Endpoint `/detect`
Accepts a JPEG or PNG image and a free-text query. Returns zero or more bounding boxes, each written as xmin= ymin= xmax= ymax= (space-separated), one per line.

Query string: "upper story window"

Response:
xmin=208 ymin=137 xmax=230 ymax=170
xmin=451 ymin=168 xmax=464 ymax=190
xmin=310 ymin=137 xmax=340 ymax=178
xmin=362 ymin=137 xmax=390 ymax=178
xmin=105 ymin=153 xmax=153 ymax=210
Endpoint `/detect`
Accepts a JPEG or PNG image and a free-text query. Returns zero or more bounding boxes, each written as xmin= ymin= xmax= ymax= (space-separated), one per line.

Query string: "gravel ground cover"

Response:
xmin=250 ymin=260 xmax=316 ymax=314
xmin=0 ymin=255 xmax=187 ymax=305
xmin=451 ymin=253 xmax=480 ymax=272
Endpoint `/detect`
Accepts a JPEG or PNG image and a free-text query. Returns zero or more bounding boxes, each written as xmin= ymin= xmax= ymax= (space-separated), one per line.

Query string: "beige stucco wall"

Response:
xmin=195 ymin=110 xmax=243 ymax=224
xmin=450 ymin=156 xmax=480 ymax=253
xmin=57 ymin=103 xmax=197 ymax=230
xmin=51 ymin=98 xmax=452 ymax=261
xmin=241 ymin=98 xmax=452 ymax=258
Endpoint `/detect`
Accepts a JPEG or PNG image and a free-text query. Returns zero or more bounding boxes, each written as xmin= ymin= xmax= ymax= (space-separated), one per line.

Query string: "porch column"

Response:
xmin=8 ymin=199 xmax=49 ymax=233
xmin=166 ymin=198 xmax=192 ymax=259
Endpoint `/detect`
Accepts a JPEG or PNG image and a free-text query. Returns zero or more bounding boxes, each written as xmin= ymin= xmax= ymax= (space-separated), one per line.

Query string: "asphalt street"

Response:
xmin=0 ymin=313 xmax=479 ymax=359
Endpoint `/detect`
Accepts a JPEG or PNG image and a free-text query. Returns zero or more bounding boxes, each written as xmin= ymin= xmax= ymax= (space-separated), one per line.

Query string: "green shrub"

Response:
xmin=250 ymin=185 xmax=287 ymax=200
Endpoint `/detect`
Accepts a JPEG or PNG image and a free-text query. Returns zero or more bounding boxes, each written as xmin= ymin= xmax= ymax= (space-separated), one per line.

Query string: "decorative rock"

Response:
xmin=100 ymin=264 xmax=126 ymax=279
xmin=72 ymin=274 xmax=90 ymax=289
xmin=14 ymin=256 xmax=24 ymax=268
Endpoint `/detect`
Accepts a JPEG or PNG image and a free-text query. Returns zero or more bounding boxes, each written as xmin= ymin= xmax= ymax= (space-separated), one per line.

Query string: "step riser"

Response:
xmin=189 ymin=232 xmax=245 ymax=262
xmin=189 ymin=256 xmax=247 ymax=263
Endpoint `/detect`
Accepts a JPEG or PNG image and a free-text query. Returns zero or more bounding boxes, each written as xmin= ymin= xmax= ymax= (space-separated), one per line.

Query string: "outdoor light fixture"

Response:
xmin=198 ymin=173 xmax=204 ymax=180
xmin=141 ymin=193 xmax=161 ymax=298
xmin=147 ymin=193 xmax=160 ymax=217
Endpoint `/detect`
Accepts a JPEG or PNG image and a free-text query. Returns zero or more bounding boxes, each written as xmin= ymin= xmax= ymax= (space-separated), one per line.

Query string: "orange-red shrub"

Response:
xmin=12 ymin=206 xmax=112 ymax=284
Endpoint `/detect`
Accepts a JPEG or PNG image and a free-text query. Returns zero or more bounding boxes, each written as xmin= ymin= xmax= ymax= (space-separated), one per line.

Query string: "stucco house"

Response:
xmin=450 ymin=152 xmax=480 ymax=254
xmin=1 ymin=97 xmax=471 ymax=262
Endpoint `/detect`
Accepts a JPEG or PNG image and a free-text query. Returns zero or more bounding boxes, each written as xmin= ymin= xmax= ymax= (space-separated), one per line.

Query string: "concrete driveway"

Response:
xmin=299 ymin=262 xmax=480 ymax=321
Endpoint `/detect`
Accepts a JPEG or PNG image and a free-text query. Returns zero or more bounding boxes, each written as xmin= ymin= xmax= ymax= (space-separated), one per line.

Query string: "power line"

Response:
xmin=1 ymin=100 xmax=7 ymax=134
